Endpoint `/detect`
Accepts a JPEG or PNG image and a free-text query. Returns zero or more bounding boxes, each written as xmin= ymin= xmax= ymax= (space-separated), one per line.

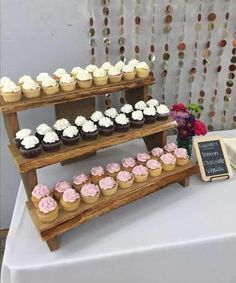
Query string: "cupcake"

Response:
xmin=136 ymin=152 xmax=151 ymax=165
xmin=41 ymin=77 xmax=59 ymax=95
xmin=122 ymin=65 xmax=136 ymax=81
xmin=76 ymin=71 xmax=93 ymax=89
xmin=115 ymin=60 xmax=125 ymax=71
xmin=42 ymin=131 xmax=61 ymax=152
xmin=101 ymin=61 xmax=112 ymax=73
xmin=150 ymin=147 xmax=164 ymax=160
xmin=116 ymin=170 xmax=134 ymax=189
xmin=60 ymin=188 xmax=80 ymax=212
xmin=136 ymin=61 xmax=150 ymax=78
xmin=36 ymin=196 xmax=59 ymax=223
xmin=134 ymin=100 xmax=147 ymax=111
xmin=35 ymin=123 xmax=52 ymax=141
xmin=122 ymin=157 xmax=136 ymax=172
xmin=31 ymin=184 xmax=51 ymax=207
xmin=90 ymin=166 xmax=105 ymax=184
xmin=130 ymin=110 xmax=145 ymax=128
xmin=146 ymin=159 xmax=162 ymax=177
xmin=156 ymin=104 xmax=170 ymax=120
xmin=1 ymin=82 xmax=22 ymax=102
xmin=20 ymin=135 xmax=42 ymax=158
xmin=80 ymin=120 xmax=98 ymax=140
xmin=146 ymin=98 xmax=159 ymax=108
xmin=59 ymin=74 xmax=76 ymax=92
xmin=85 ymin=64 xmax=98 ymax=75
xmin=36 ymin=72 xmax=50 ymax=84
xmin=61 ymin=125 xmax=80 ymax=146
xmin=99 ymin=176 xmax=118 ymax=196
xmin=0 ymin=77 xmax=13 ymax=95
xmin=22 ymin=79 xmax=41 ymax=99
xmin=160 ymin=153 xmax=176 ymax=171
xmin=53 ymin=118 xmax=71 ymax=136
xmin=132 ymin=165 xmax=148 ymax=182
xmin=90 ymin=111 xmax=104 ymax=125
xmin=73 ymin=173 xmax=90 ymax=192
xmin=14 ymin=128 xmax=32 ymax=148
xmin=104 ymin=107 xmax=118 ymax=120
xmin=106 ymin=162 xmax=121 ymax=178
xmin=53 ymin=68 xmax=67 ymax=81
xmin=93 ymin=68 xmax=108 ymax=86
xmin=81 ymin=183 xmax=100 ymax=204
xmin=54 ymin=180 xmax=72 ymax=200
xmin=18 ymin=75 xmax=32 ymax=86
xmin=108 ymin=66 xmax=122 ymax=83
xmin=128 ymin=59 xmax=140 ymax=69
xmin=71 ymin=66 xmax=84 ymax=78
xmin=174 ymin=148 xmax=189 ymax=166
xmin=120 ymin=104 xmax=133 ymax=117
xmin=114 ymin=113 xmax=130 ymax=132
xmin=143 ymin=106 xmax=157 ymax=123
xmin=164 ymin=142 xmax=177 ymax=154
xmin=98 ymin=117 xmax=114 ymax=136
xmin=74 ymin=115 xmax=87 ymax=131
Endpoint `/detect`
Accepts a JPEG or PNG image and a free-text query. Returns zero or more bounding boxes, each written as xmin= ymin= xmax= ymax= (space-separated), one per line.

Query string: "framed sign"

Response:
xmin=193 ymin=136 xmax=233 ymax=182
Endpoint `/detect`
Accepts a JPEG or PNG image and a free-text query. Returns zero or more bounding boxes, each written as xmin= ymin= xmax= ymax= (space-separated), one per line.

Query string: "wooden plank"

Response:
xmin=143 ymin=131 xmax=168 ymax=151
xmin=21 ymin=170 xmax=38 ymax=200
xmin=26 ymin=161 xmax=199 ymax=243
xmin=8 ymin=118 xmax=177 ymax=173
xmin=46 ymin=237 xmax=58 ymax=252
xmin=0 ymin=76 xmax=155 ymax=113
xmin=2 ymin=112 xmax=20 ymax=143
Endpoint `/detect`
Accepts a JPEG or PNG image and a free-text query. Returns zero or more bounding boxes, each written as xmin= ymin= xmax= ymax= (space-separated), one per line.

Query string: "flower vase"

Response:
xmin=177 ymin=136 xmax=193 ymax=158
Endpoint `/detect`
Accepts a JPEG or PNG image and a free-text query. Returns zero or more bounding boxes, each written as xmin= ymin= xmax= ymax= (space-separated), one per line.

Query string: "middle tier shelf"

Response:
xmin=9 ymin=118 xmax=177 ymax=173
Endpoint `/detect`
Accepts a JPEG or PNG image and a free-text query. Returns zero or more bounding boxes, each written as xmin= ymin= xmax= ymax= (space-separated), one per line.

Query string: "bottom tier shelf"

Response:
xmin=27 ymin=161 xmax=199 ymax=250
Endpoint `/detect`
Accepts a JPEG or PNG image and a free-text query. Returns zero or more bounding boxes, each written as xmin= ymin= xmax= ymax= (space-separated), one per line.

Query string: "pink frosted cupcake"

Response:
xmin=106 ymin=162 xmax=121 ymax=178
xmin=146 ymin=159 xmax=162 ymax=177
xmin=136 ymin=152 xmax=151 ymax=165
xmin=132 ymin=165 xmax=148 ymax=183
xmin=53 ymin=180 xmax=72 ymax=200
xmin=116 ymin=170 xmax=134 ymax=189
xmin=90 ymin=166 xmax=105 ymax=184
xmin=150 ymin=147 xmax=164 ymax=160
xmin=60 ymin=188 xmax=80 ymax=212
xmin=80 ymin=183 xmax=100 ymax=204
xmin=36 ymin=196 xmax=59 ymax=223
xmin=164 ymin=143 xmax=177 ymax=154
xmin=121 ymin=157 xmax=136 ymax=172
xmin=160 ymin=153 xmax=176 ymax=171
xmin=99 ymin=176 xmax=118 ymax=196
xmin=31 ymin=184 xmax=51 ymax=207
xmin=174 ymin=148 xmax=189 ymax=166
xmin=73 ymin=173 xmax=90 ymax=192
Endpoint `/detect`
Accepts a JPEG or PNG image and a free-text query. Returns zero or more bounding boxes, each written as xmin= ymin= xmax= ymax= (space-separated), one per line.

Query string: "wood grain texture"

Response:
xmin=8 ymin=118 xmax=177 ymax=173
xmin=2 ymin=112 xmax=20 ymax=143
xmin=0 ymin=76 xmax=155 ymax=113
xmin=143 ymin=131 xmax=168 ymax=151
xmin=26 ymin=161 xmax=199 ymax=244
xmin=21 ymin=170 xmax=38 ymax=200
xmin=46 ymin=237 xmax=58 ymax=252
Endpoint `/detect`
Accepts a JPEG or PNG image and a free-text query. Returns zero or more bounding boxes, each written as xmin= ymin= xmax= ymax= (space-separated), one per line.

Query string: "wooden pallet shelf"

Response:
xmin=27 ymin=161 xmax=199 ymax=246
xmin=9 ymin=118 xmax=177 ymax=173
xmin=0 ymin=76 xmax=155 ymax=113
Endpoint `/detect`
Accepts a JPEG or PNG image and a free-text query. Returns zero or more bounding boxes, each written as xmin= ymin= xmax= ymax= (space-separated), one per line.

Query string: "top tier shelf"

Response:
xmin=0 ymin=76 xmax=155 ymax=113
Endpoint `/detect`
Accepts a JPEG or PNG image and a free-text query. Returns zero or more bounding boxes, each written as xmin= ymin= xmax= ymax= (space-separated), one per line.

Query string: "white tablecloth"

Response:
xmin=1 ymin=130 xmax=236 ymax=283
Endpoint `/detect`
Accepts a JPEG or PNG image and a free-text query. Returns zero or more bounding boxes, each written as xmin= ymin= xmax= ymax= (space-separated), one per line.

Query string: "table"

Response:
xmin=1 ymin=130 xmax=236 ymax=283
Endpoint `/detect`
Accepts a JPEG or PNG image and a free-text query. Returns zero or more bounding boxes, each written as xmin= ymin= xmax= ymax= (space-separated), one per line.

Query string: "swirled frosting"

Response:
xmin=106 ymin=162 xmax=121 ymax=174
xmin=71 ymin=66 xmax=84 ymax=76
xmin=122 ymin=157 xmax=136 ymax=168
xmin=132 ymin=165 xmax=148 ymax=176
xmin=90 ymin=111 xmax=104 ymax=122
xmin=156 ymin=104 xmax=170 ymax=114
xmin=146 ymin=99 xmax=159 ymax=108
xmin=2 ymin=83 xmax=21 ymax=93
xmin=146 ymin=159 xmax=161 ymax=170
xmin=41 ymin=77 xmax=57 ymax=87
xmin=122 ymin=65 xmax=135 ymax=73
xmin=99 ymin=117 xmax=114 ymax=128
xmin=81 ymin=183 xmax=99 ymax=197
xmin=53 ymin=68 xmax=67 ymax=78
xmin=62 ymin=125 xmax=79 ymax=138
xmin=143 ymin=106 xmax=156 ymax=116
xmin=137 ymin=61 xmax=149 ymax=70
xmin=55 ymin=180 xmax=72 ymax=193
xmin=85 ymin=64 xmax=98 ymax=73
xmin=135 ymin=101 xmax=147 ymax=111
xmin=54 ymin=118 xmax=71 ymax=131
xmin=91 ymin=166 xmax=104 ymax=176
xmin=0 ymin=77 xmax=13 ymax=88
xmin=120 ymin=104 xmax=133 ymax=114
xmin=131 ymin=110 xmax=143 ymax=121
xmin=62 ymin=188 xmax=80 ymax=202
xmin=136 ymin=152 xmax=151 ymax=163
xmin=115 ymin=113 xmax=129 ymax=125
xmin=60 ymin=74 xmax=74 ymax=84
xmin=164 ymin=143 xmax=177 ymax=153
xmin=36 ymin=123 xmax=52 ymax=135
xmin=128 ymin=59 xmax=140 ymax=68
xmin=115 ymin=60 xmax=125 ymax=70
xmin=15 ymin=128 xmax=32 ymax=140
xmin=18 ymin=75 xmax=32 ymax=84
xmin=93 ymin=68 xmax=107 ymax=78
xmin=38 ymin=196 xmax=57 ymax=213
xmin=21 ymin=135 xmax=40 ymax=149
xmin=23 ymin=79 xmax=40 ymax=90
xmin=36 ymin=73 xmax=50 ymax=82
xmin=160 ymin=153 xmax=176 ymax=165
xmin=117 ymin=170 xmax=133 ymax=182
xmin=151 ymin=147 xmax=164 ymax=157
xmin=75 ymin=115 xmax=87 ymax=127
xmin=174 ymin=148 xmax=188 ymax=159
xmin=43 ymin=131 xmax=59 ymax=143
xmin=104 ymin=108 xmax=118 ymax=119
xmin=73 ymin=173 xmax=88 ymax=185
xmin=101 ymin=61 xmax=112 ymax=71
xmin=82 ymin=121 xmax=97 ymax=133
xmin=32 ymin=184 xmax=50 ymax=199
xmin=99 ymin=176 xmax=117 ymax=190
xmin=77 ymin=71 xmax=92 ymax=81
xmin=108 ymin=66 xmax=121 ymax=76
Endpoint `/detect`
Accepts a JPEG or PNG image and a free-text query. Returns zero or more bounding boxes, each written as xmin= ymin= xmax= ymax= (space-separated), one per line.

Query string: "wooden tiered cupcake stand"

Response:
xmin=0 ymin=76 xmax=198 ymax=251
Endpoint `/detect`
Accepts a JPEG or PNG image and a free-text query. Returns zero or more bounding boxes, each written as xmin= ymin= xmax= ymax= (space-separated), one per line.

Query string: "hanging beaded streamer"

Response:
xmin=134 ymin=0 xmax=141 ymax=60
xmin=88 ymin=0 xmax=96 ymax=64
xmin=102 ymin=0 xmax=111 ymax=61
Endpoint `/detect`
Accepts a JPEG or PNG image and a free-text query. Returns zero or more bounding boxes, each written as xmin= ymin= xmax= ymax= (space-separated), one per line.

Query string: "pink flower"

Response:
xmin=194 ymin=120 xmax=207 ymax=135
xmin=171 ymin=103 xmax=187 ymax=112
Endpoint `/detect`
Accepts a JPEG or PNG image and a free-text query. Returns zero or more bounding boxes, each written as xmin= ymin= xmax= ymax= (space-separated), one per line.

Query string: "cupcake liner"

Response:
xmin=42 ymin=140 xmax=61 ymax=152
xmin=20 ymin=144 xmax=42 ymax=158
xmin=61 ymin=135 xmax=80 ymax=146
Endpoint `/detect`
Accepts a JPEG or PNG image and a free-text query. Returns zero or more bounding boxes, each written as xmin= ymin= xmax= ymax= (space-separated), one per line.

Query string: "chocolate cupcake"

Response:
xmin=156 ymin=104 xmax=170 ymax=120
xmin=74 ymin=115 xmax=87 ymax=131
xmin=146 ymin=98 xmax=159 ymax=108
xmin=143 ymin=106 xmax=157 ymax=123
xmin=120 ymin=104 xmax=133 ymax=118
xmin=134 ymin=100 xmax=147 ymax=111
xmin=61 ymin=126 xmax=80 ymax=146
xmin=80 ymin=120 xmax=98 ymax=140
xmin=35 ymin=123 xmax=52 ymax=141
xmin=53 ymin=118 xmax=71 ymax=136
xmin=115 ymin=113 xmax=130 ymax=132
xmin=20 ymin=135 xmax=42 ymax=158
xmin=98 ymin=117 xmax=115 ymax=136
xmin=90 ymin=111 xmax=104 ymax=125
xmin=42 ymin=131 xmax=61 ymax=152
xmin=104 ymin=107 xmax=118 ymax=121
xmin=130 ymin=110 xmax=145 ymax=128
xmin=14 ymin=128 xmax=32 ymax=148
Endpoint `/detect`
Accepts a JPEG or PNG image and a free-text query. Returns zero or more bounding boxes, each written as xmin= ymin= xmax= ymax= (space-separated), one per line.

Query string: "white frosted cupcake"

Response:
xmin=143 ymin=106 xmax=157 ymax=123
xmin=101 ymin=61 xmax=112 ymax=73
xmin=14 ymin=128 xmax=32 ymax=148
xmin=134 ymin=100 xmax=147 ymax=111
xmin=1 ymin=82 xmax=22 ymax=102
xmin=115 ymin=60 xmax=125 ymax=71
xmin=74 ymin=115 xmax=87 ymax=130
xmin=53 ymin=68 xmax=67 ymax=81
xmin=104 ymin=107 xmax=118 ymax=120
xmin=120 ymin=104 xmax=133 ymax=117
xmin=136 ymin=61 xmax=150 ymax=78
xmin=122 ymin=65 xmax=136 ymax=81
xmin=115 ymin=113 xmax=130 ymax=132
xmin=130 ymin=110 xmax=144 ymax=128
xmin=59 ymin=74 xmax=76 ymax=92
xmin=71 ymin=66 xmax=84 ymax=78
xmin=36 ymin=72 xmax=50 ymax=84
xmin=156 ymin=104 xmax=170 ymax=120
xmin=146 ymin=98 xmax=159 ymax=108
xmin=98 ymin=117 xmax=114 ymax=136
xmin=108 ymin=66 xmax=122 ymax=83
xmin=93 ymin=68 xmax=108 ymax=86
xmin=41 ymin=77 xmax=59 ymax=95
xmin=76 ymin=71 xmax=92 ymax=89
xmin=0 ymin=77 xmax=14 ymax=95
xmin=85 ymin=64 xmax=98 ymax=75
xmin=80 ymin=120 xmax=98 ymax=140
xmin=128 ymin=59 xmax=140 ymax=69
xmin=61 ymin=125 xmax=80 ymax=146
xmin=90 ymin=111 xmax=104 ymax=124
xmin=53 ymin=118 xmax=71 ymax=136
xmin=18 ymin=75 xmax=32 ymax=86
xmin=35 ymin=123 xmax=52 ymax=141
xmin=22 ymin=79 xmax=41 ymax=99
xmin=20 ymin=135 xmax=42 ymax=158
xmin=42 ymin=131 xmax=61 ymax=152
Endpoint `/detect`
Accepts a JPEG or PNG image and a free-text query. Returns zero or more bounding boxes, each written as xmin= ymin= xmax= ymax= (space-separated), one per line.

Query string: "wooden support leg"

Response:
xmin=125 ymin=85 xmax=148 ymax=105
xmin=46 ymin=236 xmax=59 ymax=251
xmin=179 ymin=177 xmax=190 ymax=187
xmin=2 ymin=112 xmax=20 ymax=143
xmin=21 ymin=170 xmax=38 ymax=200
xmin=143 ymin=131 xmax=167 ymax=151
